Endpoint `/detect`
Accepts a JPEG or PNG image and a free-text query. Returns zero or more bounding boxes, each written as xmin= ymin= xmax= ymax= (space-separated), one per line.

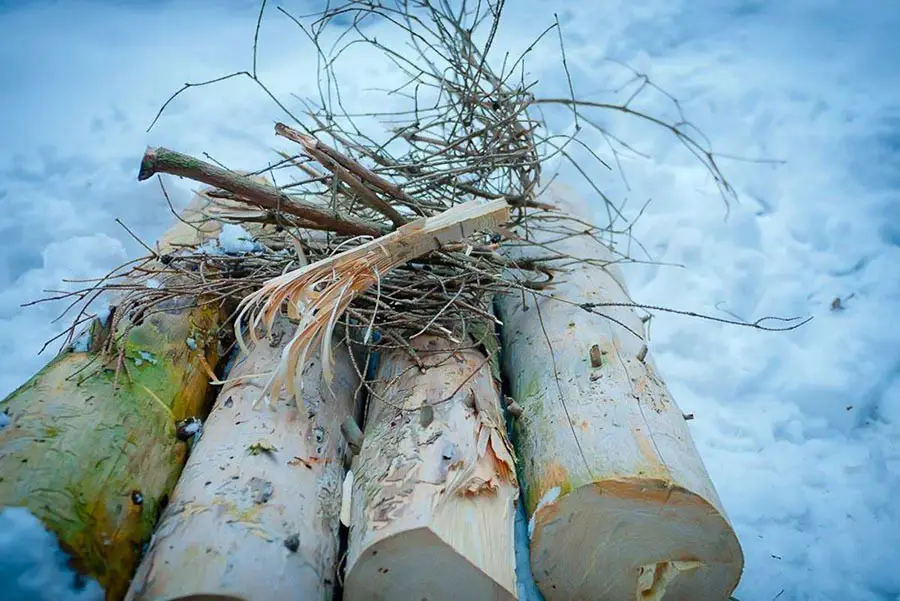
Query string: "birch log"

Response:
xmin=344 ymin=335 xmax=518 ymax=601
xmin=0 ymin=193 xmax=226 ymax=600
xmin=125 ymin=317 xmax=360 ymax=601
xmin=497 ymin=183 xmax=743 ymax=601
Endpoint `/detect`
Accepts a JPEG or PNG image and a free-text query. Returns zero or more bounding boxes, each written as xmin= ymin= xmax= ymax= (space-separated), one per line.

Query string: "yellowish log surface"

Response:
xmin=126 ymin=318 xmax=360 ymax=601
xmin=0 ymin=194 xmax=225 ymax=600
xmin=344 ymin=335 xmax=518 ymax=601
xmin=497 ymin=183 xmax=743 ymax=601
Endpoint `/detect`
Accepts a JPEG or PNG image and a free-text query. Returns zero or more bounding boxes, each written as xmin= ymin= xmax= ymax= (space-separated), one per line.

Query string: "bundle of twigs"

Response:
xmin=35 ymin=0 xmax=808 ymax=406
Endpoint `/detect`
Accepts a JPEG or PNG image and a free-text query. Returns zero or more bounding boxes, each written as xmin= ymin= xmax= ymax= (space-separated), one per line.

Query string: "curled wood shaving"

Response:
xmin=235 ymin=199 xmax=509 ymax=406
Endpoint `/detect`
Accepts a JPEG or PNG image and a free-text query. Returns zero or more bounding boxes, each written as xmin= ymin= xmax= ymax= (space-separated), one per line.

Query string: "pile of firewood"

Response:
xmin=0 ymin=2 xmax=809 ymax=600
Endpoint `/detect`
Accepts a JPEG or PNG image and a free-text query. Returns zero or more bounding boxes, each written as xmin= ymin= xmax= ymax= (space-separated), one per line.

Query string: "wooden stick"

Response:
xmin=138 ymin=147 xmax=389 ymax=238
xmin=343 ymin=335 xmax=518 ymax=601
xmin=125 ymin=318 xmax=360 ymax=601
xmin=496 ymin=183 xmax=743 ymax=601
xmin=0 ymin=194 xmax=227 ymax=601
xmin=298 ymin=139 xmax=408 ymax=228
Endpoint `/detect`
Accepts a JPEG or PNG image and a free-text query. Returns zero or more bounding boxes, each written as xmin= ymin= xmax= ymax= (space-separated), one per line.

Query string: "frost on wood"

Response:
xmin=0 ymin=193 xmax=226 ymax=601
xmin=126 ymin=318 xmax=359 ymax=601
xmin=344 ymin=335 xmax=517 ymax=601
xmin=497 ymin=184 xmax=743 ymax=601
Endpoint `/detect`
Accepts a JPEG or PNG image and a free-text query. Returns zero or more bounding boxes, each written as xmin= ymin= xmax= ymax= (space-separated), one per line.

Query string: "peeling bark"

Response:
xmin=497 ymin=183 xmax=743 ymax=601
xmin=344 ymin=335 xmax=518 ymax=601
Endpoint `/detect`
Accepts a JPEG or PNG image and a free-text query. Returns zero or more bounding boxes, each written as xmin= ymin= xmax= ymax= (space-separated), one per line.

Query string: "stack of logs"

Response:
xmin=0 ymin=184 xmax=743 ymax=601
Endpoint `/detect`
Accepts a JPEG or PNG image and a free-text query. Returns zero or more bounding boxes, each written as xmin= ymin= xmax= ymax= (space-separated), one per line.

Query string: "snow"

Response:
xmin=527 ymin=486 xmax=562 ymax=540
xmin=178 ymin=418 xmax=202 ymax=438
xmin=69 ymin=330 xmax=91 ymax=353
xmin=0 ymin=1 xmax=898 ymax=600
xmin=0 ymin=507 xmax=103 ymax=601
xmin=514 ymin=498 xmax=545 ymax=601
xmin=68 ymin=301 xmax=112 ymax=353
xmin=340 ymin=469 xmax=354 ymax=527
xmin=199 ymin=223 xmax=262 ymax=255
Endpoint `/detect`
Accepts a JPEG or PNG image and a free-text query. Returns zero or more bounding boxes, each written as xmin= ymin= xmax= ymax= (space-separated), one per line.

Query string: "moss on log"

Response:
xmin=0 ymin=301 xmax=222 ymax=599
xmin=0 ymin=193 xmax=226 ymax=600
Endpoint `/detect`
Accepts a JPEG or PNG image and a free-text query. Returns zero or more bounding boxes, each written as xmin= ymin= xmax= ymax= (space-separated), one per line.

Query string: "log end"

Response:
xmin=529 ymin=478 xmax=743 ymax=601
xmin=137 ymin=147 xmax=160 ymax=181
xmin=344 ymin=526 xmax=517 ymax=601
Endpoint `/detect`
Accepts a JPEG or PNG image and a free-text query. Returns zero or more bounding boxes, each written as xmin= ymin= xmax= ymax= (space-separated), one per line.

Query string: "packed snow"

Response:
xmin=199 ymin=223 xmax=263 ymax=255
xmin=0 ymin=1 xmax=898 ymax=600
xmin=0 ymin=507 xmax=103 ymax=601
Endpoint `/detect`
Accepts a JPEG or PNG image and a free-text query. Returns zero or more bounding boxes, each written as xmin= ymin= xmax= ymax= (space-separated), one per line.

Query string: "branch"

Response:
xmin=137 ymin=147 xmax=389 ymax=238
xmin=275 ymin=122 xmax=423 ymax=215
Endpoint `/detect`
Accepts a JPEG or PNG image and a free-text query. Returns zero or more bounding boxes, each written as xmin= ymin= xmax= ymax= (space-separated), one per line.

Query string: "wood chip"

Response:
xmin=589 ymin=344 xmax=603 ymax=368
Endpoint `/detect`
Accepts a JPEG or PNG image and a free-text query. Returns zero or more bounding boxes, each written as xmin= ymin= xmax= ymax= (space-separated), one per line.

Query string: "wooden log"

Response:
xmin=125 ymin=317 xmax=361 ymax=601
xmin=344 ymin=335 xmax=518 ymax=601
xmin=0 ymin=193 xmax=227 ymax=600
xmin=496 ymin=183 xmax=744 ymax=601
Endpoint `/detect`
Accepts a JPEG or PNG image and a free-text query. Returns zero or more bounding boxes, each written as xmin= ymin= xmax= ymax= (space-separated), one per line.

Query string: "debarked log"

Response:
xmin=125 ymin=317 xmax=361 ymax=601
xmin=344 ymin=335 xmax=518 ymax=601
xmin=496 ymin=183 xmax=743 ymax=601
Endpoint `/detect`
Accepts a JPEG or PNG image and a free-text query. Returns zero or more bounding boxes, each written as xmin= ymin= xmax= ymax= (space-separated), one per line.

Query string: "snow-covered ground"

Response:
xmin=1 ymin=1 xmax=898 ymax=600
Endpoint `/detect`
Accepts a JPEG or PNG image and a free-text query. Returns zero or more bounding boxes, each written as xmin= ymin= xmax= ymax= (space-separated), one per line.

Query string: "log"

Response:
xmin=125 ymin=317 xmax=361 ymax=601
xmin=0 ymin=193 xmax=227 ymax=600
xmin=496 ymin=183 xmax=744 ymax=601
xmin=344 ymin=335 xmax=518 ymax=601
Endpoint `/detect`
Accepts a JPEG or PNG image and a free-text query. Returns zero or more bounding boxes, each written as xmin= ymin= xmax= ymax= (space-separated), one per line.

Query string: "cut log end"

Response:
xmin=344 ymin=527 xmax=516 ymax=601
xmin=529 ymin=478 xmax=743 ymax=601
xmin=137 ymin=147 xmax=159 ymax=181
xmin=344 ymin=335 xmax=517 ymax=601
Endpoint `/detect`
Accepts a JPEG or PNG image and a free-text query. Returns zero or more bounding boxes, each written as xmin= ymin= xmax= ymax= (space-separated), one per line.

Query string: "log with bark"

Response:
xmin=125 ymin=317 xmax=361 ymax=601
xmin=497 ymin=183 xmax=744 ymax=601
xmin=0 ymin=193 xmax=227 ymax=600
xmin=343 ymin=334 xmax=518 ymax=601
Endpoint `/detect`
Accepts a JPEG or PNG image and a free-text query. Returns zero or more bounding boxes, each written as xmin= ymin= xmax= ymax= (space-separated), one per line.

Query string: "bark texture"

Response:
xmin=0 ymin=194 xmax=225 ymax=600
xmin=497 ymin=183 xmax=743 ymax=601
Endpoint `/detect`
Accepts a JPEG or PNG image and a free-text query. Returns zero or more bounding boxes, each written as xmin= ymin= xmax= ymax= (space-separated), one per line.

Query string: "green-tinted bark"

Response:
xmin=0 ymin=301 xmax=222 ymax=600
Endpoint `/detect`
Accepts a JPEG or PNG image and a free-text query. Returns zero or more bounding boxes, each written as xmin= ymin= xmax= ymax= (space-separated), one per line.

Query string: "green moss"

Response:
xmin=0 ymin=302 xmax=222 ymax=600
